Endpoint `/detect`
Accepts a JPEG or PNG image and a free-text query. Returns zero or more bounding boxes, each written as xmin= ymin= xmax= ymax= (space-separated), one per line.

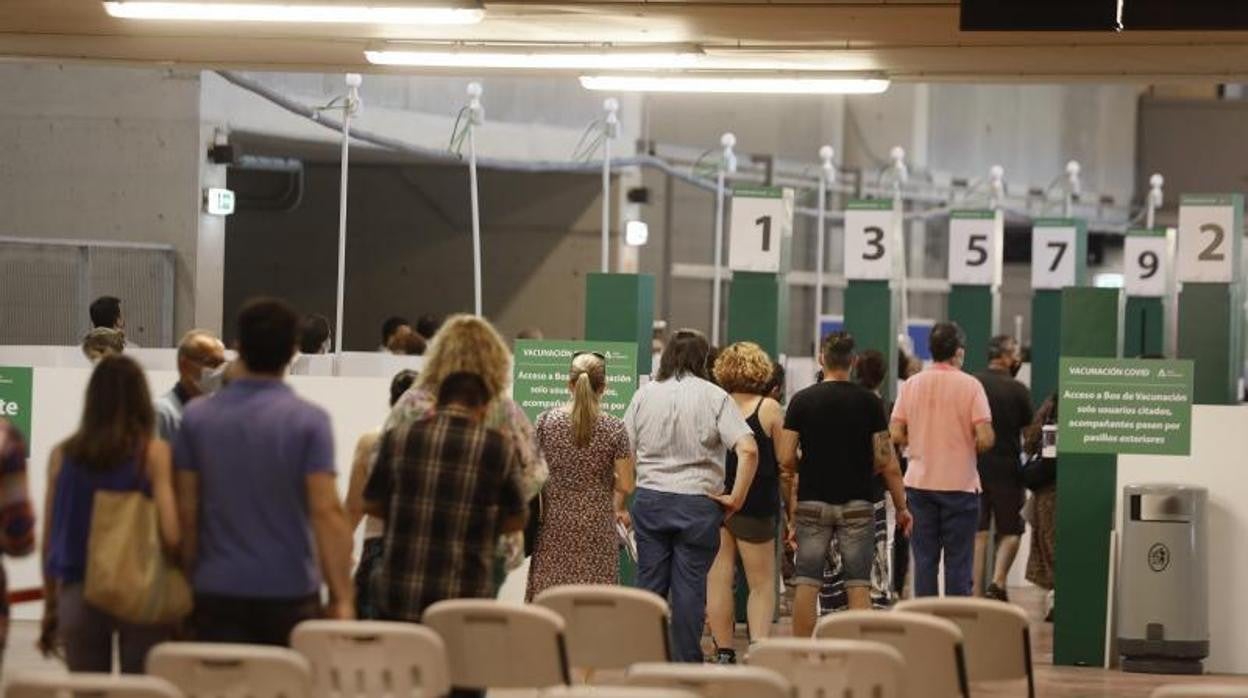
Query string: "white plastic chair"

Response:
xmin=146 ymin=642 xmax=311 ymax=698
xmin=747 ymin=638 xmax=904 ymax=698
xmin=624 ymin=663 xmax=791 ymax=698
xmin=1152 ymin=686 xmax=1248 ymax=697
xmin=423 ymin=599 xmax=570 ymax=691
xmin=895 ymin=597 xmax=1034 ymax=698
xmin=815 ymin=610 xmax=967 ymax=698
xmin=291 ymin=620 xmax=452 ymax=698
xmin=534 ymin=585 xmax=671 ymax=671
xmin=541 ymin=688 xmax=700 ymax=698
xmin=5 ymin=673 xmax=182 ymax=698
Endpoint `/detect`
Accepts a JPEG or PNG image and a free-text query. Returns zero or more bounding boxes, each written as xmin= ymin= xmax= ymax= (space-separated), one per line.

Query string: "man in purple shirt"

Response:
xmin=175 ymin=298 xmax=354 ymax=644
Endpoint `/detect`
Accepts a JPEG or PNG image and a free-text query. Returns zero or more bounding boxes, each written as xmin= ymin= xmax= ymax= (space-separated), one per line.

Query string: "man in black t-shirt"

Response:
xmin=972 ymin=335 xmax=1033 ymax=602
xmin=778 ymin=332 xmax=913 ymax=637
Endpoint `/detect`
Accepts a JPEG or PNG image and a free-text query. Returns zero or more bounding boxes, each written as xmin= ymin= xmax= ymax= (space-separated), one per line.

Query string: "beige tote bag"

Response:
xmin=83 ymin=488 xmax=192 ymax=625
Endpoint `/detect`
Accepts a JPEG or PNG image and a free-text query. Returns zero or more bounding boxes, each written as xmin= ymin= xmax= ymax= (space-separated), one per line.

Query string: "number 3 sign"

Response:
xmin=728 ymin=187 xmax=794 ymax=273
xmin=1177 ymin=194 xmax=1242 ymax=283
xmin=948 ymin=210 xmax=1003 ymax=286
xmin=844 ymin=199 xmax=898 ymax=280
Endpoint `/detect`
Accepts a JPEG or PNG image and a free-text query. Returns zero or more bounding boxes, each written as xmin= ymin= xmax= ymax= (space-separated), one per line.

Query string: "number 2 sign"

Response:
xmin=1177 ymin=194 xmax=1242 ymax=283
xmin=728 ymin=187 xmax=793 ymax=273
xmin=844 ymin=199 xmax=898 ymax=281
xmin=948 ymin=210 xmax=1003 ymax=286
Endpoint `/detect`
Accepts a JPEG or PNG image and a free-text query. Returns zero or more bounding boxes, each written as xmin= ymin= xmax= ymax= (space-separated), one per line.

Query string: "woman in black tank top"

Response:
xmin=705 ymin=342 xmax=784 ymax=663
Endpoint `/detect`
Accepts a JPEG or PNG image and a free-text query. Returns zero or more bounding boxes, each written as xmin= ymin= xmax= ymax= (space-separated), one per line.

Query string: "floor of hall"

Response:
xmin=3 ymin=586 xmax=1245 ymax=696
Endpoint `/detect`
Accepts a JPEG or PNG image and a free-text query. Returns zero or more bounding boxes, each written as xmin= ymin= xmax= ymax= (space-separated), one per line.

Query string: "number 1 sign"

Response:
xmin=844 ymin=199 xmax=898 ymax=281
xmin=1177 ymin=194 xmax=1243 ymax=283
xmin=728 ymin=187 xmax=793 ymax=273
xmin=948 ymin=209 xmax=1003 ymax=286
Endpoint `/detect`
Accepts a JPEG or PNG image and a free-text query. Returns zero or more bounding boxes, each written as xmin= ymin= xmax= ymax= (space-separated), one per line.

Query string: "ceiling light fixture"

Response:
xmin=103 ymin=1 xmax=483 ymax=25
xmin=365 ymin=48 xmax=702 ymax=71
xmin=579 ymin=74 xmax=890 ymax=95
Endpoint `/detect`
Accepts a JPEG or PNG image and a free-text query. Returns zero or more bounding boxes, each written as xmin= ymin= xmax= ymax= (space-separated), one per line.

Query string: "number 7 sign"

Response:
xmin=1031 ymin=219 xmax=1086 ymax=290
xmin=729 ymin=187 xmax=793 ymax=273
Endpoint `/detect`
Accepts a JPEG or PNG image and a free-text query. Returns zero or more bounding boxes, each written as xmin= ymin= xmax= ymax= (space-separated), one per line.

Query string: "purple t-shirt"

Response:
xmin=174 ymin=379 xmax=335 ymax=599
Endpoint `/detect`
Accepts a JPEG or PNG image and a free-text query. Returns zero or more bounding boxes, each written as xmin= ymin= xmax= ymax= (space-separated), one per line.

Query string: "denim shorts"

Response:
xmin=792 ymin=500 xmax=876 ymax=588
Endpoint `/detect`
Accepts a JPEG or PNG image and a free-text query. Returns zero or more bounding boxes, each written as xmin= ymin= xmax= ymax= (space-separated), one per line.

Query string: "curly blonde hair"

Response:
xmin=713 ymin=341 xmax=774 ymax=395
xmin=418 ymin=314 xmax=511 ymax=399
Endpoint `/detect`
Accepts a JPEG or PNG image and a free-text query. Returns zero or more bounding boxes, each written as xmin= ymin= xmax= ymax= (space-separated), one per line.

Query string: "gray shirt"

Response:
xmin=154 ymin=385 xmax=188 ymax=443
xmin=623 ymin=375 xmax=753 ymax=496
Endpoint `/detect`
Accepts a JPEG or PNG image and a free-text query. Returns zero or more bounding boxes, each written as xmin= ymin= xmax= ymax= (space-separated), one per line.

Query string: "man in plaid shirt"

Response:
xmin=364 ymin=371 xmax=527 ymax=622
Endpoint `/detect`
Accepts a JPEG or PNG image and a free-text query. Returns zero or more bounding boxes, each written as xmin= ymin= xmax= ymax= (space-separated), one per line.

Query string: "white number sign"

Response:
xmin=947 ymin=211 xmax=1003 ymax=286
xmin=1124 ymin=235 xmax=1168 ymax=297
xmin=1031 ymin=224 xmax=1079 ymax=289
xmin=729 ymin=188 xmax=793 ymax=273
xmin=1177 ymin=197 xmax=1239 ymax=283
xmin=844 ymin=202 xmax=897 ymax=280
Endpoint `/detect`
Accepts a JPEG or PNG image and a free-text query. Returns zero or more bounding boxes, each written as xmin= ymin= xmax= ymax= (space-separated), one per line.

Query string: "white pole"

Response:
xmin=467 ymin=83 xmax=485 ymax=317
xmin=601 ymin=98 xmax=620 ymax=273
xmin=1147 ymin=173 xmax=1164 ymax=230
xmin=1064 ymin=160 xmax=1081 ymax=218
xmin=989 ymin=164 xmax=1005 ymax=211
xmin=889 ymin=146 xmax=909 ymax=348
xmin=815 ymin=145 xmax=835 ymax=357
xmin=711 ymin=132 xmax=736 ymax=347
xmin=334 ymin=73 xmax=361 ymax=355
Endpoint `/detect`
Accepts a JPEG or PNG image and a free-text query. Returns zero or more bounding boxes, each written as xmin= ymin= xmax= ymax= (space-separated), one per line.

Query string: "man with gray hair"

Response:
xmin=155 ymin=329 xmax=226 ymax=442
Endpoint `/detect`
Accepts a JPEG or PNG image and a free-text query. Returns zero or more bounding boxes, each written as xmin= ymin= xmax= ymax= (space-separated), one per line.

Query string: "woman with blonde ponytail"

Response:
xmin=526 ymin=351 xmax=635 ymax=600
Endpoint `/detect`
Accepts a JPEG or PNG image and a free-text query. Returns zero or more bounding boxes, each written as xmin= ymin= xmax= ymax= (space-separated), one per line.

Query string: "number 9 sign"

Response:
xmin=948 ymin=210 xmax=1002 ymax=286
xmin=844 ymin=199 xmax=898 ymax=280
xmin=1124 ymin=231 xmax=1167 ymax=297
xmin=728 ymin=187 xmax=793 ymax=273
xmin=1177 ymin=194 xmax=1242 ymax=283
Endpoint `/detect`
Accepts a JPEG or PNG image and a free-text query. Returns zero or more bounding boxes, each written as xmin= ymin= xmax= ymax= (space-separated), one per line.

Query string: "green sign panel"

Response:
xmin=1058 ymin=357 xmax=1193 ymax=456
xmin=513 ymin=340 xmax=638 ymax=423
xmin=0 ymin=366 xmax=33 ymax=450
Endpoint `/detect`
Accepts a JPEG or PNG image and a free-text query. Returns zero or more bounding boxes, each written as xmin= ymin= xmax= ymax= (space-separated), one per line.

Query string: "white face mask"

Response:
xmin=196 ymin=364 xmax=228 ymax=396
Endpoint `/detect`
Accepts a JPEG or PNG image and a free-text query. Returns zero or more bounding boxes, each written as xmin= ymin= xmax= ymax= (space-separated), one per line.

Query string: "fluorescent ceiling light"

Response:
xmin=366 ymin=49 xmax=701 ymax=71
xmin=103 ymin=1 xmax=483 ymax=25
xmin=579 ymin=75 xmax=890 ymax=95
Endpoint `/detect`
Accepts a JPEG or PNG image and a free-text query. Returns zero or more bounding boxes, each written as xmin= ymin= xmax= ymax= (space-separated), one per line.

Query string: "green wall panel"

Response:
xmin=1053 ymin=287 xmax=1120 ymax=667
xmin=1178 ymin=282 xmax=1242 ymax=405
xmin=585 ymin=273 xmax=655 ymax=377
xmin=948 ymin=284 xmax=996 ymax=375
xmin=1030 ymin=290 xmax=1063 ymax=409
xmin=1123 ymin=296 xmax=1164 ymax=359
xmin=727 ymin=271 xmax=785 ymax=360
xmin=844 ymin=280 xmax=897 ymax=401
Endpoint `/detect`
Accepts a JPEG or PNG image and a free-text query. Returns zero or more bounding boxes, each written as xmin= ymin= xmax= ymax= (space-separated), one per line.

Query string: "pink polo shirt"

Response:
xmin=891 ymin=362 xmax=992 ymax=493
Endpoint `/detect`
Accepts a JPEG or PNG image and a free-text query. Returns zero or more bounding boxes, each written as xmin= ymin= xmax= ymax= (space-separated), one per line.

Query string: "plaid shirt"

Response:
xmin=365 ymin=407 xmax=526 ymax=621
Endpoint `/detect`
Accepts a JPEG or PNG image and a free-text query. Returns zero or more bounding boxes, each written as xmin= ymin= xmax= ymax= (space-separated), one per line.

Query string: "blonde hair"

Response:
xmin=417 ymin=314 xmax=511 ymax=400
xmin=713 ymin=341 xmax=773 ymax=395
xmin=568 ymin=352 xmax=606 ymax=448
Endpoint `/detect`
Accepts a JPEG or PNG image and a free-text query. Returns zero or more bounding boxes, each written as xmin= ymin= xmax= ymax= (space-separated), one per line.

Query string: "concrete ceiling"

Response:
xmin=4 ymin=0 xmax=1248 ymax=81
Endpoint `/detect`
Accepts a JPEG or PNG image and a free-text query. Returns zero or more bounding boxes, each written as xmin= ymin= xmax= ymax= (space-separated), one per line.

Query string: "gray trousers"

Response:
xmin=58 ymin=583 xmax=172 ymax=673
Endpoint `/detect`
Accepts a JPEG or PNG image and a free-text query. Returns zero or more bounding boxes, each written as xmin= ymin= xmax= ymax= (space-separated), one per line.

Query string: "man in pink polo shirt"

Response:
xmin=890 ymin=322 xmax=995 ymax=597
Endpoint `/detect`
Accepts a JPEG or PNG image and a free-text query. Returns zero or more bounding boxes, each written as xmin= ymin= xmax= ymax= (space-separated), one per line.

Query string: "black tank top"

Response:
xmin=724 ymin=398 xmax=780 ymax=518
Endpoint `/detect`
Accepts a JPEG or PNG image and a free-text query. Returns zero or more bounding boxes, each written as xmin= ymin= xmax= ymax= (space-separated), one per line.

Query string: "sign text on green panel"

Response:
xmin=1058 ymin=357 xmax=1193 ymax=456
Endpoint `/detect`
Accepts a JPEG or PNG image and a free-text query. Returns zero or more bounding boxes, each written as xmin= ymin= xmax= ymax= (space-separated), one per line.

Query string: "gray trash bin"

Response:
xmin=1118 ymin=484 xmax=1209 ymax=674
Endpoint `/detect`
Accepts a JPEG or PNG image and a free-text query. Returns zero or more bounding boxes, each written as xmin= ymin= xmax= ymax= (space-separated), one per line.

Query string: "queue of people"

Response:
xmin=11 ymin=296 xmax=1063 ymax=679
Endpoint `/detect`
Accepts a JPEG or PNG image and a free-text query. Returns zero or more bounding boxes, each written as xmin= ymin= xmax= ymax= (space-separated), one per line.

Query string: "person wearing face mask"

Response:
xmin=155 ymin=330 xmax=227 ymax=443
xmin=971 ymin=335 xmax=1033 ymax=602
xmin=889 ymin=322 xmax=994 ymax=598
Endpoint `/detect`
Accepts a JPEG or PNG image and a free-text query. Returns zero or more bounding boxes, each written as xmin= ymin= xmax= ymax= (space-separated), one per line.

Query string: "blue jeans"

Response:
xmin=907 ymin=488 xmax=980 ymax=597
xmin=631 ymin=488 xmax=723 ymax=662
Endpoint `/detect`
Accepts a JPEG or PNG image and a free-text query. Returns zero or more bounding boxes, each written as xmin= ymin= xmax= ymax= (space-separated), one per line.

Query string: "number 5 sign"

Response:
xmin=844 ymin=199 xmax=898 ymax=280
xmin=728 ymin=187 xmax=793 ymax=273
xmin=1177 ymin=194 xmax=1243 ymax=283
xmin=948 ymin=209 xmax=1003 ymax=286
xmin=1031 ymin=218 xmax=1086 ymax=290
